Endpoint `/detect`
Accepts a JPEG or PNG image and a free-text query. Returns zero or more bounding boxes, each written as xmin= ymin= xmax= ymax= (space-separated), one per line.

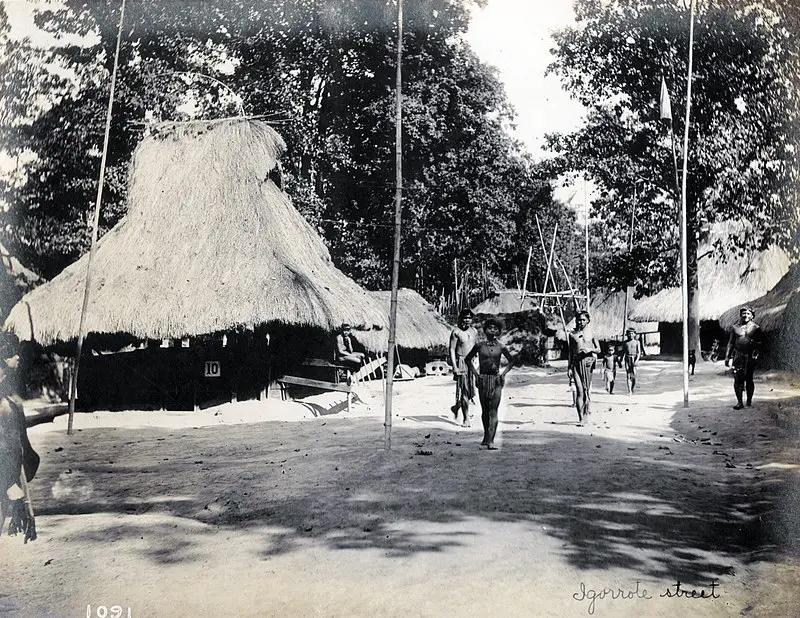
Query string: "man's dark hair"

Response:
xmin=483 ymin=317 xmax=502 ymax=331
xmin=458 ymin=309 xmax=474 ymax=320
xmin=577 ymin=311 xmax=591 ymax=321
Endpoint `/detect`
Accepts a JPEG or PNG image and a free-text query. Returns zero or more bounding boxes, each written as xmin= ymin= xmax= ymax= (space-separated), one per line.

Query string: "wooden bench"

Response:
xmin=277 ymin=375 xmax=353 ymax=413
xmin=302 ymin=358 xmax=351 ymax=383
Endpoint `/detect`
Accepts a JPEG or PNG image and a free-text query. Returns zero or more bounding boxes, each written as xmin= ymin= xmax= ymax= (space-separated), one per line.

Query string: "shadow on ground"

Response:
xmin=28 ymin=380 xmax=800 ymax=586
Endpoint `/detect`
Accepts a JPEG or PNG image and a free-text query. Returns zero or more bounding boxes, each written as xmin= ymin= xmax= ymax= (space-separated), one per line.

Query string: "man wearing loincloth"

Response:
xmin=725 ymin=306 xmax=763 ymax=410
xmin=449 ymin=309 xmax=478 ymax=427
xmin=568 ymin=311 xmax=601 ymax=424
xmin=464 ymin=318 xmax=515 ymax=450
xmin=621 ymin=328 xmax=642 ymax=394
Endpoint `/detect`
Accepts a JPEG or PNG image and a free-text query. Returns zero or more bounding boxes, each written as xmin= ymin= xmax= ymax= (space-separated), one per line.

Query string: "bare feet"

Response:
xmin=487 ymin=444 xmax=498 ymax=450
xmin=462 ymin=421 xmax=470 ymax=428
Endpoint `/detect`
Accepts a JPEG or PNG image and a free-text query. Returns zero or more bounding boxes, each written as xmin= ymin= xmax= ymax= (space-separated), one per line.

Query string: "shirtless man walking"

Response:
xmin=621 ymin=328 xmax=642 ymax=394
xmin=464 ymin=318 xmax=515 ymax=449
xmin=449 ymin=309 xmax=478 ymax=427
xmin=725 ymin=306 xmax=763 ymax=410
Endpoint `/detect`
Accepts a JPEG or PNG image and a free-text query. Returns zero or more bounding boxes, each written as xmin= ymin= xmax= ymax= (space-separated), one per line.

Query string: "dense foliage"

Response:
xmin=0 ymin=0 xmax=584 ymax=306
xmin=548 ymin=0 xmax=800 ymax=301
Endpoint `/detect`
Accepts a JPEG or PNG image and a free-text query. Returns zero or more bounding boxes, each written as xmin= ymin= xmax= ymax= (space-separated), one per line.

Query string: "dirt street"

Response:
xmin=1 ymin=359 xmax=798 ymax=617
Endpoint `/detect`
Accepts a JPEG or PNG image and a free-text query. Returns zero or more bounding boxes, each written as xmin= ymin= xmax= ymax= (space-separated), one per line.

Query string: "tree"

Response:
xmin=548 ymin=0 xmax=800 ymax=350
xmin=0 ymin=0 xmax=583 ymax=304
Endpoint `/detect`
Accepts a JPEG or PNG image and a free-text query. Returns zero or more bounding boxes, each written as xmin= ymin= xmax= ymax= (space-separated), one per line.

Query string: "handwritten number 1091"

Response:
xmin=86 ymin=606 xmax=131 ymax=618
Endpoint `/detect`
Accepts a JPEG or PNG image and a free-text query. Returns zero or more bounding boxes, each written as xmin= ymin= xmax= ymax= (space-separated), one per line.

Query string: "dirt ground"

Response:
xmin=2 ymin=359 xmax=799 ymax=618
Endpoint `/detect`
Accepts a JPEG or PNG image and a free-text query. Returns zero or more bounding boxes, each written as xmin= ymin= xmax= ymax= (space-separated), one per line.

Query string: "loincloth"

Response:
xmin=453 ymin=356 xmax=475 ymax=399
xmin=477 ymin=374 xmax=504 ymax=401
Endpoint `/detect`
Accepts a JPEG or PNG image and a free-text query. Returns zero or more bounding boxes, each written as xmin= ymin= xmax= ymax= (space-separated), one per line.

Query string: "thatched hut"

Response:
xmin=473 ymin=289 xmax=539 ymax=314
xmin=3 ymin=119 xmax=391 ymax=409
xmin=355 ymin=289 xmax=451 ymax=352
xmin=566 ymin=289 xmax=658 ymax=344
xmin=718 ymin=263 xmax=800 ymax=372
xmin=629 ymin=244 xmax=790 ymax=353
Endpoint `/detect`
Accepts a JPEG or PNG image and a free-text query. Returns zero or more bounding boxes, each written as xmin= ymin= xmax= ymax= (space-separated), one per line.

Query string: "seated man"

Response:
xmin=334 ymin=324 xmax=365 ymax=374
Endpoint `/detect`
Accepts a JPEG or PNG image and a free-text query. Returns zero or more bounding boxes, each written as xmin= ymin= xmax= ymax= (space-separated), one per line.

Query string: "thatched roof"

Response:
xmin=353 ymin=289 xmax=452 ymax=351
xmin=473 ymin=289 xmax=539 ymax=314
xmin=719 ymin=262 xmax=800 ymax=332
xmin=630 ymin=244 xmax=790 ymax=323
xmin=4 ymin=120 xmax=389 ymax=345
xmin=566 ymin=289 xmax=658 ymax=340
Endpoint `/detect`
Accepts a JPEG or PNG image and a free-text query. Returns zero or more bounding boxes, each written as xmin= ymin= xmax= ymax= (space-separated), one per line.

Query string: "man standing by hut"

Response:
xmin=449 ymin=309 xmax=478 ymax=427
xmin=725 ymin=306 xmax=763 ymax=410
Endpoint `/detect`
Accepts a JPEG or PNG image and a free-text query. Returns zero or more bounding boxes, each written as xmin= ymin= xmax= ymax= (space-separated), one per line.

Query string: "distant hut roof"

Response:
xmin=4 ymin=120 xmax=388 ymax=345
xmin=630 ymin=244 xmax=790 ymax=323
xmin=353 ymin=289 xmax=452 ymax=351
xmin=566 ymin=289 xmax=657 ymax=340
xmin=473 ymin=289 xmax=538 ymax=314
xmin=719 ymin=262 xmax=800 ymax=332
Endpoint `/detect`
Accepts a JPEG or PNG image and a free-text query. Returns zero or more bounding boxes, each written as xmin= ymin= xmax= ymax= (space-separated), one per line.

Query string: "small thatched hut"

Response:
xmin=719 ymin=263 xmax=800 ymax=372
xmin=473 ymin=289 xmax=539 ymax=314
xmin=565 ymin=289 xmax=658 ymax=343
xmin=355 ymin=289 xmax=451 ymax=353
xmin=3 ymin=119 xmax=390 ymax=409
xmin=629 ymin=244 xmax=790 ymax=353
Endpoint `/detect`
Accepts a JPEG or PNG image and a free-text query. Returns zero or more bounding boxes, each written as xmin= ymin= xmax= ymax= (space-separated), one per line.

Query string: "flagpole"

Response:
xmin=384 ymin=0 xmax=403 ymax=450
xmin=679 ymin=0 xmax=696 ymax=408
xmin=67 ymin=0 xmax=126 ymax=434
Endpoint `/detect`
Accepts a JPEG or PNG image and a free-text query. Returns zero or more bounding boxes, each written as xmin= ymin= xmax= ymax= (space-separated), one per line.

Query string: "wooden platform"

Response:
xmin=277 ymin=375 xmax=353 ymax=413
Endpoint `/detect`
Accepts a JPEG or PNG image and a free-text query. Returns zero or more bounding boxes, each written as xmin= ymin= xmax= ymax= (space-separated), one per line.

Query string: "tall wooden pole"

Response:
xmin=679 ymin=0 xmax=696 ymax=408
xmin=384 ymin=0 xmax=403 ymax=450
xmin=67 ymin=0 xmax=126 ymax=434
xmin=519 ymin=245 xmax=533 ymax=310
xmin=622 ymin=182 xmax=637 ymax=337
xmin=584 ymin=177 xmax=590 ymax=310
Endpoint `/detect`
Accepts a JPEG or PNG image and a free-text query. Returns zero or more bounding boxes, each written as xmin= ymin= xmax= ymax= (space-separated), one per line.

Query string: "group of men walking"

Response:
xmin=446 ymin=304 xmax=764 ymax=439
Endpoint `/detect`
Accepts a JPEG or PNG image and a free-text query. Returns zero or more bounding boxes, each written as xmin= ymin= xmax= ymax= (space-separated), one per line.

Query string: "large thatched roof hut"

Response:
xmin=719 ymin=263 xmax=800 ymax=332
xmin=354 ymin=289 xmax=451 ymax=352
xmin=719 ymin=263 xmax=800 ymax=372
xmin=3 ymin=120 xmax=397 ymax=410
xmin=4 ymin=120 xmax=388 ymax=346
xmin=630 ymin=245 xmax=790 ymax=323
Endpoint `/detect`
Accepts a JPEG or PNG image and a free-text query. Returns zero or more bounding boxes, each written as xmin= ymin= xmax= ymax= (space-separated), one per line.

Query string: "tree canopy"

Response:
xmin=548 ymin=0 xmax=800 ymax=298
xmin=0 ymin=0 xmax=583 ymax=308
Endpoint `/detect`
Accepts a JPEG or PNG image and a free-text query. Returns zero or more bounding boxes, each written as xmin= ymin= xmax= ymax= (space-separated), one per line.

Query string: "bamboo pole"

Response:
xmin=384 ymin=0 xmax=403 ymax=450
xmin=679 ymin=0 xmax=696 ymax=408
xmin=67 ymin=0 xmax=127 ymax=435
xmin=622 ymin=181 xmax=638 ymax=337
xmin=520 ymin=245 xmax=533 ymax=310
xmin=584 ymin=177 xmax=590 ymax=310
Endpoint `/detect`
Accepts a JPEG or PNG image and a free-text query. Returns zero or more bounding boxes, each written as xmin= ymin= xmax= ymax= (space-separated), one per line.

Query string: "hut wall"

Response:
xmin=77 ymin=331 xmax=271 ymax=411
xmin=658 ymin=321 xmax=728 ymax=356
